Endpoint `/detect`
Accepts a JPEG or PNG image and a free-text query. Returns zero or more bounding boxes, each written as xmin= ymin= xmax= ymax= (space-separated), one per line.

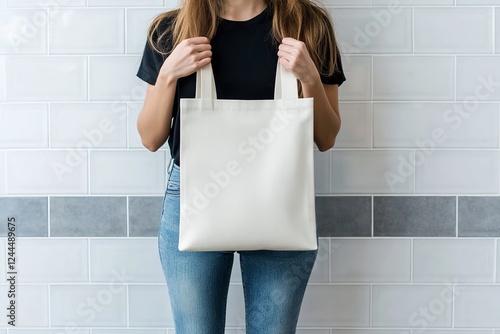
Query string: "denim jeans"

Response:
xmin=158 ymin=163 xmax=318 ymax=334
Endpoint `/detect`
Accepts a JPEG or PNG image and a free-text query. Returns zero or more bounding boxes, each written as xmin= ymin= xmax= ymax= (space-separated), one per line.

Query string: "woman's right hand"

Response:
xmin=158 ymin=37 xmax=212 ymax=83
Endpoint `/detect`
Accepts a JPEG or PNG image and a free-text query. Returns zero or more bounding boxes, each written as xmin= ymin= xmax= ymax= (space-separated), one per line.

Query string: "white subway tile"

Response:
xmin=332 ymin=331 xmax=411 ymax=334
xmin=0 ymin=151 xmax=6 ymax=194
xmin=372 ymin=285 xmax=453 ymax=327
xmin=0 ymin=240 xmax=5 ymax=281
xmin=497 ymin=8 xmax=500 ymax=53
xmin=128 ymin=102 xmax=144 ymax=148
xmin=414 ymin=239 xmax=495 ymax=283
xmin=6 ymin=150 xmax=88 ymax=194
xmin=128 ymin=285 xmax=173 ymax=327
xmin=7 ymin=0 xmax=86 ymax=6
xmin=229 ymin=253 xmax=242 ymax=283
xmin=0 ymin=0 xmax=5 ymax=6
xmin=329 ymin=8 xmax=412 ymax=54
xmin=88 ymin=0 xmax=163 ymax=6
xmin=458 ymin=0 xmax=500 ymax=4
xmin=17 ymin=238 xmax=88 ymax=282
xmin=0 ymin=103 xmax=48 ymax=148
xmin=338 ymin=56 xmax=371 ymax=101
xmin=415 ymin=150 xmax=500 ymax=194
xmin=314 ymin=150 xmax=330 ymax=194
xmin=89 ymin=56 xmax=146 ymax=101
xmin=127 ymin=8 xmax=166 ymax=54
xmin=296 ymin=330 xmax=330 ymax=334
xmin=50 ymin=103 xmax=127 ymax=148
xmin=298 ymin=285 xmax=370 ymax=326
xmin=374 ymin=56 xmax=454 ymax=101
xmin=9 ymin=330 xmax=90 ymax=334
xmin=331 ymin=239 xmax=411 ymax=283
xmin=50 ymin=9 xmax=124 ymax=54
xmin=90 ymin=239 xmax=164 ymax=283
xmin=89 ymin=150 xmax=165 ymax=194
xmin=414 ymin=8 xmax=493 ymax=54
xmin=225 ymin=285 xmax=248 ymax=327
xmin=93 ymin=331 xmax=165 ymax=334
xmin=336 ymin=103 xmax=372 ymax=148
xmin=0 ymin=57 xmax=5 ymax=101
xmin=415 ymin=331 xmax=494 ymax=334
xmin=321 ymin=0 xmax=370 ymax=5
xmin=16 ymin=285 xmax=48 ymax=326
xmin=331 ymin=150 xmax=414 ymax=194
xmin=50 ymin=284 xmax=127 ymax=327
xmin=6 ymin=56 xmax=87 ymax=101
xmin=455 ymin=285 xmax=500 ymax=327
xmin=0 ymin=9 xmax=47 ymax=54
xmin=457 ymin=57 xmax=500 ymax=101
xmin=373 ymin=103 xmax=499 ymax=148
xmin=373 ymin=0 xmax=453 ymax=4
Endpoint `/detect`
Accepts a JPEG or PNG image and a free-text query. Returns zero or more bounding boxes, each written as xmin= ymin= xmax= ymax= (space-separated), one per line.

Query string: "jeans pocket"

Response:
xmin=166 ymin=179 xmax=180 ymax=196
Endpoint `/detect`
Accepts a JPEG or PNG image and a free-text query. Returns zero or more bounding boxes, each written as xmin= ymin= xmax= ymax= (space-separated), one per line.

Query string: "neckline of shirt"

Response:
xmin=218 ymin=6 xmax=271 ymax=26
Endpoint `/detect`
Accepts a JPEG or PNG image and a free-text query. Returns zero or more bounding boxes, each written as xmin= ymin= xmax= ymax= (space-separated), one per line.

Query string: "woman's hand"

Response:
xmin=158 ymin=37 xmax=212 ymax=84
xmin=277 ymin=37 xmax=320 ymax=86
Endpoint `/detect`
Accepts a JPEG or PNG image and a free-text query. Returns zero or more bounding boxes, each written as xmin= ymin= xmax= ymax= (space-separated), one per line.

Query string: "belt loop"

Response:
xmin=167 ymin=158 xmax=174 ymax=174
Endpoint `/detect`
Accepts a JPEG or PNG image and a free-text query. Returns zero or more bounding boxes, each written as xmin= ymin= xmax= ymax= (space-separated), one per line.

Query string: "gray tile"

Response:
xmin=315 ymin=196 xmax=371 ymax=237
xmin=129 ymin=196 xmax=163 ymax=237
xmin=459 ymin=197 xmax=500 ymax=237
xmin=0 ymin=197 xmax=48 ymax=237
xmin=50 ymin=197 xmax=126 ymax=237
xmin=374 ymin=196 xmax=456 ymax=237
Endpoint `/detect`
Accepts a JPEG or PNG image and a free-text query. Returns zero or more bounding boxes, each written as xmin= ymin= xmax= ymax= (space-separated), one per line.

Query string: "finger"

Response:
xmin=188 ymin=36 xmax=211 ymax=44
xmin=191 ymin=43 xmax=212 ymax=52
xmin=278 ymin=44 xmax=296 ymax=55
xmin=194 ymin=50 xmax=212 ymax=61
xmin=281 ymin=37 xmax=300 ymax=46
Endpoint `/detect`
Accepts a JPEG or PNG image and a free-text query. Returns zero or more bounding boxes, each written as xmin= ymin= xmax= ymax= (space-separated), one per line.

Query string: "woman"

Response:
xmin=136 ymin=0 xmax=346 ymax=332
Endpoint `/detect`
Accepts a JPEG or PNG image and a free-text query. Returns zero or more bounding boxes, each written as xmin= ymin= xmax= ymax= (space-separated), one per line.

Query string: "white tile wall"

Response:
xmin=90 ymin=238 xmax=164 ymax=282
xmin=0 ymin=9 xmax=48 ymax=54
xmin=414 ymin=8 xmax=493 ymax=54
xmin=329 ymin=8 xmax=412 ymax=54
xmin=0 ymin=103 xmax=48 ymax=148
xmin=372 ymin=285 xmax=453 ymax=327
xmin=6 ymin=56 xmax=87 ymax=101
xmin=16 ymin=284 xmax=49 ymax=326
xmin=373 ymin=103 xmax=499 ymax=148
xmin=87 ymin=0 xmax=164 ymax=6
xmin=454 ymin=286 xmax=500 ymax=327
xmin=373 ymin=0 xmax=453 ymax=4
xmin=50 ymin=103 xmax=127 ymax=148
xmin=89 ymin=56 xmax=145 ymax=101
xmin=332 ymin=331 xmax=411 ymax=334
xmin=49 ymin=9 xmax=125 ymax=54
xmin=128 ymin=102 xmax=146 ymax=148
xmin=414 ymin=239 xmax=495 ymax=283
xmin=89 ymin=150 xmax=165 ymax=194
xmin=415 ymin=150 xmax=500 ymax=194
xmin=50 ymin=284 xmax=127 ymax=327
xmin=314 ymin=150 xmax=330 ymax=194
xmin=337 ymin=56 xmax=371 ymax=101
xmin=297 ymin=285 xmax=370 ymax=326
xmin=9 ymin=331 xmax=90 ymax=334
xmin=336 ymin=103 xmax=372 ymax=148
xmin=128 ymin=284 xmax=174 ymax=327
xmin=457 ymin=57 xmax=500 ymax=101
xmin=6 ymin=0 xmax=86 ymax=6
xmin=0 ymin=56 xmax=5 ymax=101
xmin=0 ymin=151 xmax=6 ymax=194
xmin=331 ymin=150 xmax=415 ymax=193
xmin=127 ymin=8 xmax=166 ymax=54
xmin=330 ymin=239 xmax=411 ymax=282
xmin=17 ymin=238 xmax=88 ymax=282
xmin=0 ymin=239 xmax=5 ymax=280
xmin=6 ymin=150 xmax=88 ymax=194
xmin=373 ymin=56 xmax=455 ymax=101
xmin=497 ymin=8 xmax=500 ymax=53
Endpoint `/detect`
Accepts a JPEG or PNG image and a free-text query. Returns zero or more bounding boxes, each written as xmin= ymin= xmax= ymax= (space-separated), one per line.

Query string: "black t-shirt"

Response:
xmin=136 ymin=6 xmax=346 ymax=166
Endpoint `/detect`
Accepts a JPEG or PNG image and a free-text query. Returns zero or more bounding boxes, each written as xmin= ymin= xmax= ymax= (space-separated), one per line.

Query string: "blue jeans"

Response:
xmin=158 ymin=163 xmax=318 ymax=334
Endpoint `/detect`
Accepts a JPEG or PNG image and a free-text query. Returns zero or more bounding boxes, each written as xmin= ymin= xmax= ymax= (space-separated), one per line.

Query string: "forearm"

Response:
xmin=137 ymin=75 xmax=177 ymax=152
xmin=301 ymin=78 xmax=341 ymax=151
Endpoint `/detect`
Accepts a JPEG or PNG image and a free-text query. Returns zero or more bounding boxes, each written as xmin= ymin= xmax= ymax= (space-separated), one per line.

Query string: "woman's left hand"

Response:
xmin=278 ymin=37 xmax=320 ymax=86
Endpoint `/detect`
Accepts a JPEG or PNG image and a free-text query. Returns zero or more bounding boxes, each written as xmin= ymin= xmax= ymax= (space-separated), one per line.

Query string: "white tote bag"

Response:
xmin=179 ymin=62 xmax=317 ymax=251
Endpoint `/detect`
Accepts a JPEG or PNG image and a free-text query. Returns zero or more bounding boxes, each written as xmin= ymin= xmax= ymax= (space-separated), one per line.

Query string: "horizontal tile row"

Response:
xmin=0 ymin=102 xmax=161 ymax=149
xmin=4 ymin=196 xmax=500 ymax=237
xmin=2 ymin=282 xmax=500 ymax=328
xmin=1 ymin=237 xmax=497 ymax=284
xmin=1 ymin=150 xmax=166 ymax=194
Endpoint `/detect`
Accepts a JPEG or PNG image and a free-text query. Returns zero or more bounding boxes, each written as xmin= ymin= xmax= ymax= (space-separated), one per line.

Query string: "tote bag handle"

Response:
xmin=195 ymin=62 xmax=298 ymax=100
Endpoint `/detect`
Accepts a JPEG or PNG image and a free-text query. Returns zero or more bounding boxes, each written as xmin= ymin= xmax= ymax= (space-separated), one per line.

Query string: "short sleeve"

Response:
xmin=320 ymin=46 xmax=346 ymax=86
xmin=136 ymin=16 xmax=174 ymax=85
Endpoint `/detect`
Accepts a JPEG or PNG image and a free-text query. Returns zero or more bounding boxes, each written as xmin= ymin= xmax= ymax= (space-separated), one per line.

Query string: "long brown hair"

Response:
xmin=147 ymin=0 xmax=339 ymax=78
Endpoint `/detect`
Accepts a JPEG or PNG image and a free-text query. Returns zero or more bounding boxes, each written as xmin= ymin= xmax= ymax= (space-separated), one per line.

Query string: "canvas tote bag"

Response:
xmin=179 ymin=62 xmax=317 ymax=251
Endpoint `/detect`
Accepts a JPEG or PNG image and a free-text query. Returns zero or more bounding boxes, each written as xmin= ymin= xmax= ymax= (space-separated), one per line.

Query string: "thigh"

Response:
xmin=239 ymin=249 xmax=318 ymax=334
xmin=158 ymin=165 xmax=234 ymax=334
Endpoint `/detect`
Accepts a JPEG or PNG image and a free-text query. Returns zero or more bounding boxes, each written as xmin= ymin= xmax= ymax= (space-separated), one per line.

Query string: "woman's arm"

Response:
xmin=277 ymin=37 xmax=341 ymax=152
xmin=137 ymin=37 xmax=212 ymax=152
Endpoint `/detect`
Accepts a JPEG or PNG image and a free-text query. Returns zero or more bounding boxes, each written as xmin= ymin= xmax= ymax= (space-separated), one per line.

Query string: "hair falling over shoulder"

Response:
xmin=147 ymin=0 xmax=340 ymax=77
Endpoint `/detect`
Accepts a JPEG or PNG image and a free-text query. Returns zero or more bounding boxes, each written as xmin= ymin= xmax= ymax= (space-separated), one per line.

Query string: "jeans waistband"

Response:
xmin=167 ymin=159 xmax=180 ymax=174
